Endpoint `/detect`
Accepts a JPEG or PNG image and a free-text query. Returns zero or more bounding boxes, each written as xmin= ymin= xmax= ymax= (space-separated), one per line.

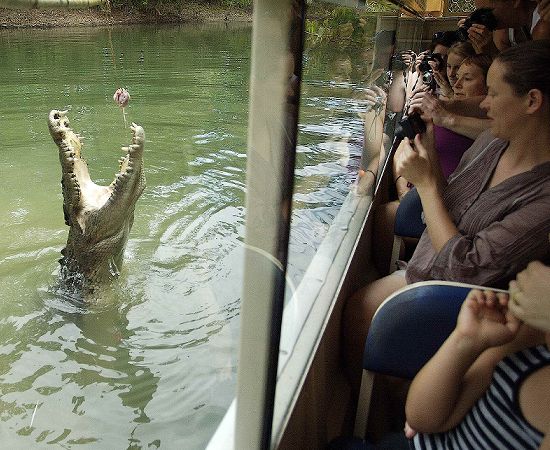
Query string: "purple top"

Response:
xmin=434 ymin=125 xmax=474 ymax=179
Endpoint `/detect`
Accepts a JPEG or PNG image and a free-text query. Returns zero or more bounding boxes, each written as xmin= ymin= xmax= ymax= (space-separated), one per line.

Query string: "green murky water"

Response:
xmin=0 ymin=23 xmax=367 ymax=448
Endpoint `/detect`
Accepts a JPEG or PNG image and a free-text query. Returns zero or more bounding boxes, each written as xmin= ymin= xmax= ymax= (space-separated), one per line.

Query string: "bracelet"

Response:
xmin=365 ymin=169 xmax=376 ymax=178
xmin=394 ymin=175 xmax=403 ymax=184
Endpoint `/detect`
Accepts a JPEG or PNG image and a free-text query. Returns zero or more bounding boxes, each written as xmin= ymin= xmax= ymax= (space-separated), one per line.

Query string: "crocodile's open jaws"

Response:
xmin=48 ymin=110 xmax=146 ymax=297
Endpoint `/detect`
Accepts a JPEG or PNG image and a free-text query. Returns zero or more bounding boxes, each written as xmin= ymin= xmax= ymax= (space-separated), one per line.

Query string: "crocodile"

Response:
xmin=48 ymin=110 xmax=146 ymax=296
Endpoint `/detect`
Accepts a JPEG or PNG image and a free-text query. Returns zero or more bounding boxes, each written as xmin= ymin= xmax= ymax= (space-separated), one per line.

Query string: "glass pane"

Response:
xmin=269 ymin=1 xmax=431 ymax=445
xmin=280 ymin=0 xmax=401 ymax=361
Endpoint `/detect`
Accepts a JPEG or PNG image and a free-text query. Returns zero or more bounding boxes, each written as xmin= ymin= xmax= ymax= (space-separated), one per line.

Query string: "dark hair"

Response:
xmin=495 ymin=40 xmax=550 ymax=99
xmin=431 ymin=30 xmax=459 ymax=50
xmin=461 ymin=54 xmax=493 ymax=80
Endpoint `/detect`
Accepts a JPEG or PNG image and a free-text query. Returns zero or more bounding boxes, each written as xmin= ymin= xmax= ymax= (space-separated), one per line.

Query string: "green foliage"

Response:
xmin=305 ymin=7 xmax=377 ymax=51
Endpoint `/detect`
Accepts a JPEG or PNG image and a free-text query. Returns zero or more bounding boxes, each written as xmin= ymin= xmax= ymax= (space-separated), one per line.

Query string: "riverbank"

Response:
xmin=0 ymin=2 xmax=253 ymax=28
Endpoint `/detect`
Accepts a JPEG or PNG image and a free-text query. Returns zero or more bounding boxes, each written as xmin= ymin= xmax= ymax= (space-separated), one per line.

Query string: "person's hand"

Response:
xmin=467 ymin=24 xmax=493 ymax=54
xmin=414 ymin=51 xmax=429 ymax=74
xmin=457 ymin=18 xmax=467 ymax=28
xmin=538 ymin=0 xmax=550 ymax=22
xmin=363 ymin=86 xmax=387 ymax=108
xmin=358 ymin=86 xmax=386 ymax=121
xmin=399 ymin=50 xmax=416 ymax=67
xmin=455 ymin=289 xmax=521 ymax=350
xmin=432 ymin=69 xmax=453 ymax=99
xmin=404 ymin=421 xmax=417 ymax=439
xmin=394 ymin=125 xmax=437 ymax=189
xmin=427 ymin=57 xmax=450 ymax=94
xmin=408 ymin=91 xmax=448 ymax=124
xmin=509 ymin=261 xmax=550 ymax=332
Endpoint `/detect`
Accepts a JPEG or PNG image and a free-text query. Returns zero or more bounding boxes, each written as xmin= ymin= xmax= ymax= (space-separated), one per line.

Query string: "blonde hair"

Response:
xmin=448 ymin=41 xmax=476 ymax=61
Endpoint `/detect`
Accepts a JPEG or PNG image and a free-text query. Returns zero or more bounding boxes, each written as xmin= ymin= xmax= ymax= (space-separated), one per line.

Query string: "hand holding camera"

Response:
xmin=394 ymin=123 xmax=437 ymax=190
xmin=417 ymin=52 xmax=446 ymax=93
xmin=407 ymin=91 xmax=447 ymax=125
xmin=454 ymin=8 xmax=498 ymax=42
xmin=359 ymin=86 xmax=386 ymax=118
xmin=467 ymin=24 xmax=494 ymax=54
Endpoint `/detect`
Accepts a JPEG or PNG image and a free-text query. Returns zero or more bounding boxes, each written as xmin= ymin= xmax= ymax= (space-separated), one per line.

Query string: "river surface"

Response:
xmin=0 ymin=24 xmax=368 ymax=449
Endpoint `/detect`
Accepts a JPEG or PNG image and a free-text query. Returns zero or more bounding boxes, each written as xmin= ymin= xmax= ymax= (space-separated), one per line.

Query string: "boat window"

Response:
xmin=209 ymin=0 xmax=426 ymax=448
xmin=273 ymin=4 xmax=409 ymax=443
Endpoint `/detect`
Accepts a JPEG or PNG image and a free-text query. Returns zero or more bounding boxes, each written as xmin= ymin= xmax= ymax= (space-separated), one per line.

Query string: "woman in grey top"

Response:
xmin=343 ymin=40 xmax=550 ymax=393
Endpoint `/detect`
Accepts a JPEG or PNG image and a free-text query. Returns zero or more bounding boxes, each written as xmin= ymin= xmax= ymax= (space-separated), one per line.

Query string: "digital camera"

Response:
xmin=418 ymin=52 xmax=445 ymax=91
xmin=395 ymin=112 xmax=426 ymax=141
xmin=455 ymin=8 xmax=498 ymax=42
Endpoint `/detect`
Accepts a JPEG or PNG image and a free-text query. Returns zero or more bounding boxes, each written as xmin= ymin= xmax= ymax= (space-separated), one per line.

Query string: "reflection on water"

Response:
xmin=0 ymin=23 xmax=367 ymax=448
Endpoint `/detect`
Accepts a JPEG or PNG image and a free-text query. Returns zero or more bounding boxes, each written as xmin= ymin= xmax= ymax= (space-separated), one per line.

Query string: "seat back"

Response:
xmin=354 ymin=281 xmax=482 ymax=438
xmin=389 ymin=188 xmax=425 ymax=273
xmin=394 ymin=188 xmax=425 ymax=238
xmin=363 ymin=282 xmax=470 ymax=378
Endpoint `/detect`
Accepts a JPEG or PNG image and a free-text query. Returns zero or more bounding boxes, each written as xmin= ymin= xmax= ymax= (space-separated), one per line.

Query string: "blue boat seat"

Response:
xmin=389 ymin=188 xmax=425 ymax=273
xmin=353 ymin=281 xmax=506 ymax=439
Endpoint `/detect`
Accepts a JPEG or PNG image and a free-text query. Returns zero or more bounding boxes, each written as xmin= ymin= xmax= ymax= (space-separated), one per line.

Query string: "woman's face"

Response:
xmin=453 ymin=63 xmax=487 ymax=98
xmin=480 ymin=60 xmax=525 ymax=139
xmin=446 ymin=51 xmax=465 ymax=86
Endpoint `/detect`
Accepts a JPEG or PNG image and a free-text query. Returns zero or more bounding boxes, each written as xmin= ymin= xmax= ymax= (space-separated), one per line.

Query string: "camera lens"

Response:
xmin=422 ymin=72 xmax=433 ymax=85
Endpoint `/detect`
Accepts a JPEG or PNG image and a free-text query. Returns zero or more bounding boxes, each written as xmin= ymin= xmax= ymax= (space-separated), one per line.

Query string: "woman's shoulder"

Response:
xmin=461 ymin=130 xmax=506 ymax=163
xmin=446 ymin=130 xmax=506 ymax=183
xmin=517 ymin=345 xmax=550 ymax=436
xmin=470 ymin=129 xmax=506 ymax=152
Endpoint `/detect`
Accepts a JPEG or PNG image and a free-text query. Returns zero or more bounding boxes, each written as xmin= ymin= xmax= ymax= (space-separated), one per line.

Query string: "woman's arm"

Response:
xmin=438 ymin=113 xmax=490 ymax=140
xmin=424 ymin=196 xmax=550 ymax=285
xmin=386 ymin=70 xmax=406 ymax=113
xmin=408 ymin=92 xmax=490 ymax=139
xmin=394 ymin=128 xmax=456 ymax=251
xmin=406 ymin=290 xmax=521 ymax=433
xmin=509 ymin=261 xmax=550 ymax=332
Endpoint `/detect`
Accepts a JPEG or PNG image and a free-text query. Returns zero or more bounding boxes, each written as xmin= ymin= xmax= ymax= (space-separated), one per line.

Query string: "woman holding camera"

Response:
xmin=399 ymin=53 xmax=491 ymax=192
xmin=372 ymin=51 xmax=491 ymax=274
xmin=344 ymin=40 xmax=550 ymax=393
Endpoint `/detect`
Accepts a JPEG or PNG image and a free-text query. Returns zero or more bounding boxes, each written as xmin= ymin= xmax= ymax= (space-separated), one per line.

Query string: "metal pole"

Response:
xmin=234 ymin=0 xmax=305 ymax=448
